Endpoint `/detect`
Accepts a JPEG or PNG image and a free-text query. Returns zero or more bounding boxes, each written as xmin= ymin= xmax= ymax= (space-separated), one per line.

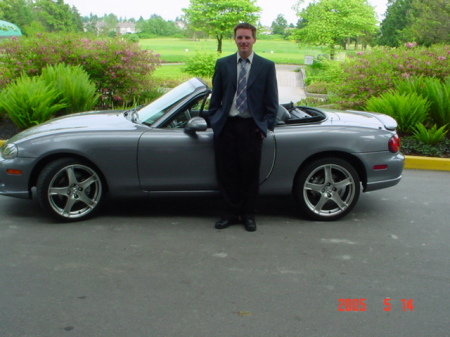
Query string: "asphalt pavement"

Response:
xmin=0 ymin=169 xmax=449 ymax=337
xmin=275 ymin=64 xmax=306 ymax=104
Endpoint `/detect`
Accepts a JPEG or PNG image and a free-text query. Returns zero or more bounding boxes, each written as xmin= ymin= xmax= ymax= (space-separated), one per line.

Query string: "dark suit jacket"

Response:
xmin=209 ymin=52 xmax=279 ymax=137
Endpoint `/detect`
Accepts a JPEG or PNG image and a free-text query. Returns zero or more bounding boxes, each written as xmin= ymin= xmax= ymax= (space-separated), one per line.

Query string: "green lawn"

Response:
xmin=140 ymin=38 xmax=326 ymax=65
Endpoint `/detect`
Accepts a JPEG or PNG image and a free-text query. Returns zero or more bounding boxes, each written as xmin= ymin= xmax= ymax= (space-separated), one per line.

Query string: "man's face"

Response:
xmin=234 ymin=28 xmax=256 ymax=59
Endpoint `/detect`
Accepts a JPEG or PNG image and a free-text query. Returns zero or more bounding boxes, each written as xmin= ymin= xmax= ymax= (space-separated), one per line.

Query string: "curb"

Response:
xmin=1 ymin=139 xmax=449 ymax=171
xmin=404 ymin=155 xmax=450 ymax=172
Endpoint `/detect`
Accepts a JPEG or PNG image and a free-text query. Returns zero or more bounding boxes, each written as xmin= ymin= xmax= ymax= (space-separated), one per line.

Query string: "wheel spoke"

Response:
xmin=305 ymin=181 xmax=324 ymax=192
xmin=65 ymin=166 xmax=78 ymax=185
xmin=77 ymin=192 xmax=98 ymax=208
xmin=62 ymin=197 xmax=78 ymax=216
xmin=330 ymin=193 xmax=347 ymax=210
xmin=323 ymin=165 xmax=334 ymax=184
xmin=334 ymin=177 xmax=353 ymax=191
xmin=49 ymin=186 xmax=69 ymax=196
xmin=313 ymin=195 xmax=329 ymax=213
xmin=79 ymin=175 xmax=98 ymax=190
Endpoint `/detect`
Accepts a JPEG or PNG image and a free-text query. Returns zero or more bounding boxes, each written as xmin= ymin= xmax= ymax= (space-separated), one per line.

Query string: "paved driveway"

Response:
xmin=1 ymin=169 xmax=449 ymax=337
xmin=276 ymin=64 xmax=306 ymax=103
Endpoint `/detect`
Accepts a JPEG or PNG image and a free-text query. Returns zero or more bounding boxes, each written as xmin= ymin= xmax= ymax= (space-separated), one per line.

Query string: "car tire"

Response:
xmin=36 ymin=158 xmax=104 ymax=222
xmin=294 ymin=157 xmax=360 ymax=221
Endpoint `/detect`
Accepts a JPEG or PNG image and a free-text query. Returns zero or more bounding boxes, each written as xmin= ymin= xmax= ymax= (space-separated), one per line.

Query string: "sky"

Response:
xmin=64 ymin=0 xmax=388 ymax=26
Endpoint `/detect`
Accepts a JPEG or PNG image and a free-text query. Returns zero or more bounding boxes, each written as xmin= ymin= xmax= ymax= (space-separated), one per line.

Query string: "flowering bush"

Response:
xmin=331 ymin=44 xmax=450 ymax=109
xmin=0 ymin=33 xmax=161 ymax=108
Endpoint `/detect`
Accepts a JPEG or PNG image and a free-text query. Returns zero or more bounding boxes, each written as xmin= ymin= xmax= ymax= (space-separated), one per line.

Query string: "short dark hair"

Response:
xmin=233 ymin=23 xmax=257 ymax=39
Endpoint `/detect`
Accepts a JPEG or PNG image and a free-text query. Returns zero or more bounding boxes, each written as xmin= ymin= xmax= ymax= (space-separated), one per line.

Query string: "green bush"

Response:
xmin=412 ymin=123 xmax=448 ymax=145
xmin=394 ymin=76 xmax=450 ymax=129
xmin=182 ymin=52 xmax=218 ymax=80
xmin=122 ymin=34 xmax=140 ymax=43
xmin=0 ymin=75 xmax=68 ymax=130
xmin=331 ymin=44 xmax=450 ymax=109
xmin=0 ymin=33 xmax=160 ymax=108
xmin=365 ymin=91 xmax=430 ymax=134
xmin=305 ymin=58 xmax=343 ymax=86
xmin=41 ymin=64 xmax=99 ymax=115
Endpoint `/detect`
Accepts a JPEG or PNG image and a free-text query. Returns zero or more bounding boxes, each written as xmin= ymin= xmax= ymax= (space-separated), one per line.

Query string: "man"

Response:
xmin=209 ymin=22 xmax=279 ymax=232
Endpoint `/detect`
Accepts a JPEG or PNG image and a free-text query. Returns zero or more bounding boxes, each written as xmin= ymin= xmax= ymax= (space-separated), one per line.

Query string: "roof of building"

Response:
xmin=0 ymin=20 xmax=22 ymax=37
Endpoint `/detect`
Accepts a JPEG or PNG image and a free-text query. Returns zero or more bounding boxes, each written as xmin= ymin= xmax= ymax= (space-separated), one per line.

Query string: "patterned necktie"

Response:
xmin=236 ymin=58 xmax=248 ymax=113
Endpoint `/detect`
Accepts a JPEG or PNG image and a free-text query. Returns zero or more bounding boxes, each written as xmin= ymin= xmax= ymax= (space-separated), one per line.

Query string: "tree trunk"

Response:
xmin=329 ymin=45 xmax=336 ymax=60
xmin=217 ymin=34 xmax=223 ymax=53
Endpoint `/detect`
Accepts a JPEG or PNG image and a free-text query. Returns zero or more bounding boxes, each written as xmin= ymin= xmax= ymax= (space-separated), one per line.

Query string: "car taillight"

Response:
xmin=388 ymin=134 xmax=401 ymax=153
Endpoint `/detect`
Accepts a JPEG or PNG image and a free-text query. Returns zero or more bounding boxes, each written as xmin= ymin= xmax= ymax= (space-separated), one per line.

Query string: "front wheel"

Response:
xmin=294 ymin=157 xmax=360 ymax=221
xmin=36 ymin=158 xmax=104 ymax=221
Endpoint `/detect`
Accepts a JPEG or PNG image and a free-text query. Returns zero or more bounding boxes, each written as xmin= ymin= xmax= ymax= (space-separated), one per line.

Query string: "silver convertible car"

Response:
xmin=0 ymin=78 xmax=404 ymax=222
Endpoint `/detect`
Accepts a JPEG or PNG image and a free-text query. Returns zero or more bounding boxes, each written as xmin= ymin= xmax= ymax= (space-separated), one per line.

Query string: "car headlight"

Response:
xmin=1 ymin=143 xmax=18 ymax=159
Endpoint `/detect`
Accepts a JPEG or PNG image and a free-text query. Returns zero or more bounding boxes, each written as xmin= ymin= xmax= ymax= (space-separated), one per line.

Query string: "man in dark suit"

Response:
xmin=209 ymin=22 xmax=279 ymax=232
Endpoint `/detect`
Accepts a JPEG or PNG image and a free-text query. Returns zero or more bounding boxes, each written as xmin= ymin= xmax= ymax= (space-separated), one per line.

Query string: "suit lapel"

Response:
xmin=227 ymin=54 xmax=238 ymax=90
xmin=248 ymin=53 xmax=262 ymax=89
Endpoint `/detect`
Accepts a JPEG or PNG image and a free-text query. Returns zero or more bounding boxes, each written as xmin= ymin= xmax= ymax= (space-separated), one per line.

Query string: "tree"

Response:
xmin=0 ymin=0 xmax=33 ymax=30
xmin=271 ymin=14 xmax=288 ymax=35
xmin=377 ymin=0 xmax=412 ymax=47
xmin=137 ymin=14 xmax=181 ymax=37
xmin=407 ymin=0 xmax=450 ymax=46
xmin=183 ymin=0 xmax=261 ymax=53
xmin=33 ymin=0 xmax=83 ymax=33
xmin=293 ymin=0 xmax=378 ymax=59
xmin=101 ymin=13 xmax=119 ymax=35
xmin=378 ymin=0 xmax=449 ymax=47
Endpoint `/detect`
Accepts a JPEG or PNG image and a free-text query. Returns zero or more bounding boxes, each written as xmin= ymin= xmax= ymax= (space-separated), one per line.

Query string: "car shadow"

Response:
xmin=98 ymin=195 xmax=299 ymax=219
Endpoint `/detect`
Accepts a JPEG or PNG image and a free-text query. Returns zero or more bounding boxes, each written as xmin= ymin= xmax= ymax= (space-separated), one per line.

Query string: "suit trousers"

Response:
xmin=214 ymin=116 xmax=263 ymax=220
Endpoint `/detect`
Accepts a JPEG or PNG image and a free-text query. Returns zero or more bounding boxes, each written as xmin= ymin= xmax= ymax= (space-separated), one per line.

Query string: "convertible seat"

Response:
xmin=276 ymin=105 xmax=291 ymax=124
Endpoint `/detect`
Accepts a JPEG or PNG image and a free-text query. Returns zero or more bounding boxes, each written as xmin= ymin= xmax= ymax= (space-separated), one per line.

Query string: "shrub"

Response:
xmin=306 ymin=81 xmax=335 ymax=94
xmin=305 ymin=58 xmax=343 ymax=86
xmin=0 ymin=75 xmax=68 ymax=130
xmin=394 ymin=76 xmax=450 ymax=129
xmin=183 ymin=52 xmax=218 ymax=80
xmin=332 ymin=44 xmax=450 ymax=109
xmin=296 ymin=96 xmax=333 ymax=107
xmin=41 ymin=64 xmax=99 ymax=115
xmin=365 ymin=91 xmax=430 ymax=134
xmin=0 ymin=33 xmax=161 ymax=108
xmin=402 ymin=137 xmax=450 ymax=157
xmin=412 ymin=123 xmax=448 ymax=145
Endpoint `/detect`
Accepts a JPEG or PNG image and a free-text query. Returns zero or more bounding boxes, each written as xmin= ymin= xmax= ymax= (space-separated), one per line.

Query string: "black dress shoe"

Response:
xmin=243 ymin=219 xmax=257 ymax=232
xmin=214 ymin=217 xmax=239 ymax=229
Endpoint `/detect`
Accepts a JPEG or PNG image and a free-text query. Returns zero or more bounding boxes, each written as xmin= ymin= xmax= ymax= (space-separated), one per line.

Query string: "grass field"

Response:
xmin=139 ymin=38 xmax=326 ymax=64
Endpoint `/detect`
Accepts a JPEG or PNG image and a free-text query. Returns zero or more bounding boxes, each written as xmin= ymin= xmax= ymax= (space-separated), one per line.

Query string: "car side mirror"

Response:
xmin=184 ymin=117 xmax=208 ymax=134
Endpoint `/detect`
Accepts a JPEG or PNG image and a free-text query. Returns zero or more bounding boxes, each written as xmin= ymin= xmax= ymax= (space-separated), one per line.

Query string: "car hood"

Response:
xmin=7 ymin=110 xmax=145 ymax=143
xmin=322 ymin=108 xmax=398 ymax=131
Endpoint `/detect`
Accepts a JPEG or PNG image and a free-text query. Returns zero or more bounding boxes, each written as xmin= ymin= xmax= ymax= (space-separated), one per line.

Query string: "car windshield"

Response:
xmin=137 ymin=80 xmax=203 ymax=126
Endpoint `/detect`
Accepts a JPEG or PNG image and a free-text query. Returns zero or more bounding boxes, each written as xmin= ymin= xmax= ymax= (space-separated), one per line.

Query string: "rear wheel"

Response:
xmin=36 ymin=158 xmax=104 ymax=221
xmin=294 ymin=157 xmax=360 ymax=221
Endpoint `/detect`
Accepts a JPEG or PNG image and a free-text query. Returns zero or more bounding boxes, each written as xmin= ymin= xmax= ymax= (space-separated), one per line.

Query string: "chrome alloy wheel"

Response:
xmin=48 ymin=164 xmax=102 ymax=219
xmin=295 ymin=157 xmax=360 ymax=221
xmin=303 ymin=164 xmax=357 ymax=217
xmin=37 ymin=158 xmax=104 ymax=221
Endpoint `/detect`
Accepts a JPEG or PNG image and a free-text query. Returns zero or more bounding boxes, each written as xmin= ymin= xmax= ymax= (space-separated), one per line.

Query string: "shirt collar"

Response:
xmin=237 ymin=52 xmax=254 ymax=64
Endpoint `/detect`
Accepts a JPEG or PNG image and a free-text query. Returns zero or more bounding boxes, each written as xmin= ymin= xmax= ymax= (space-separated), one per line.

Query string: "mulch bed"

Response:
xmin=0 ymin=117 xmax=21 ymax=140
